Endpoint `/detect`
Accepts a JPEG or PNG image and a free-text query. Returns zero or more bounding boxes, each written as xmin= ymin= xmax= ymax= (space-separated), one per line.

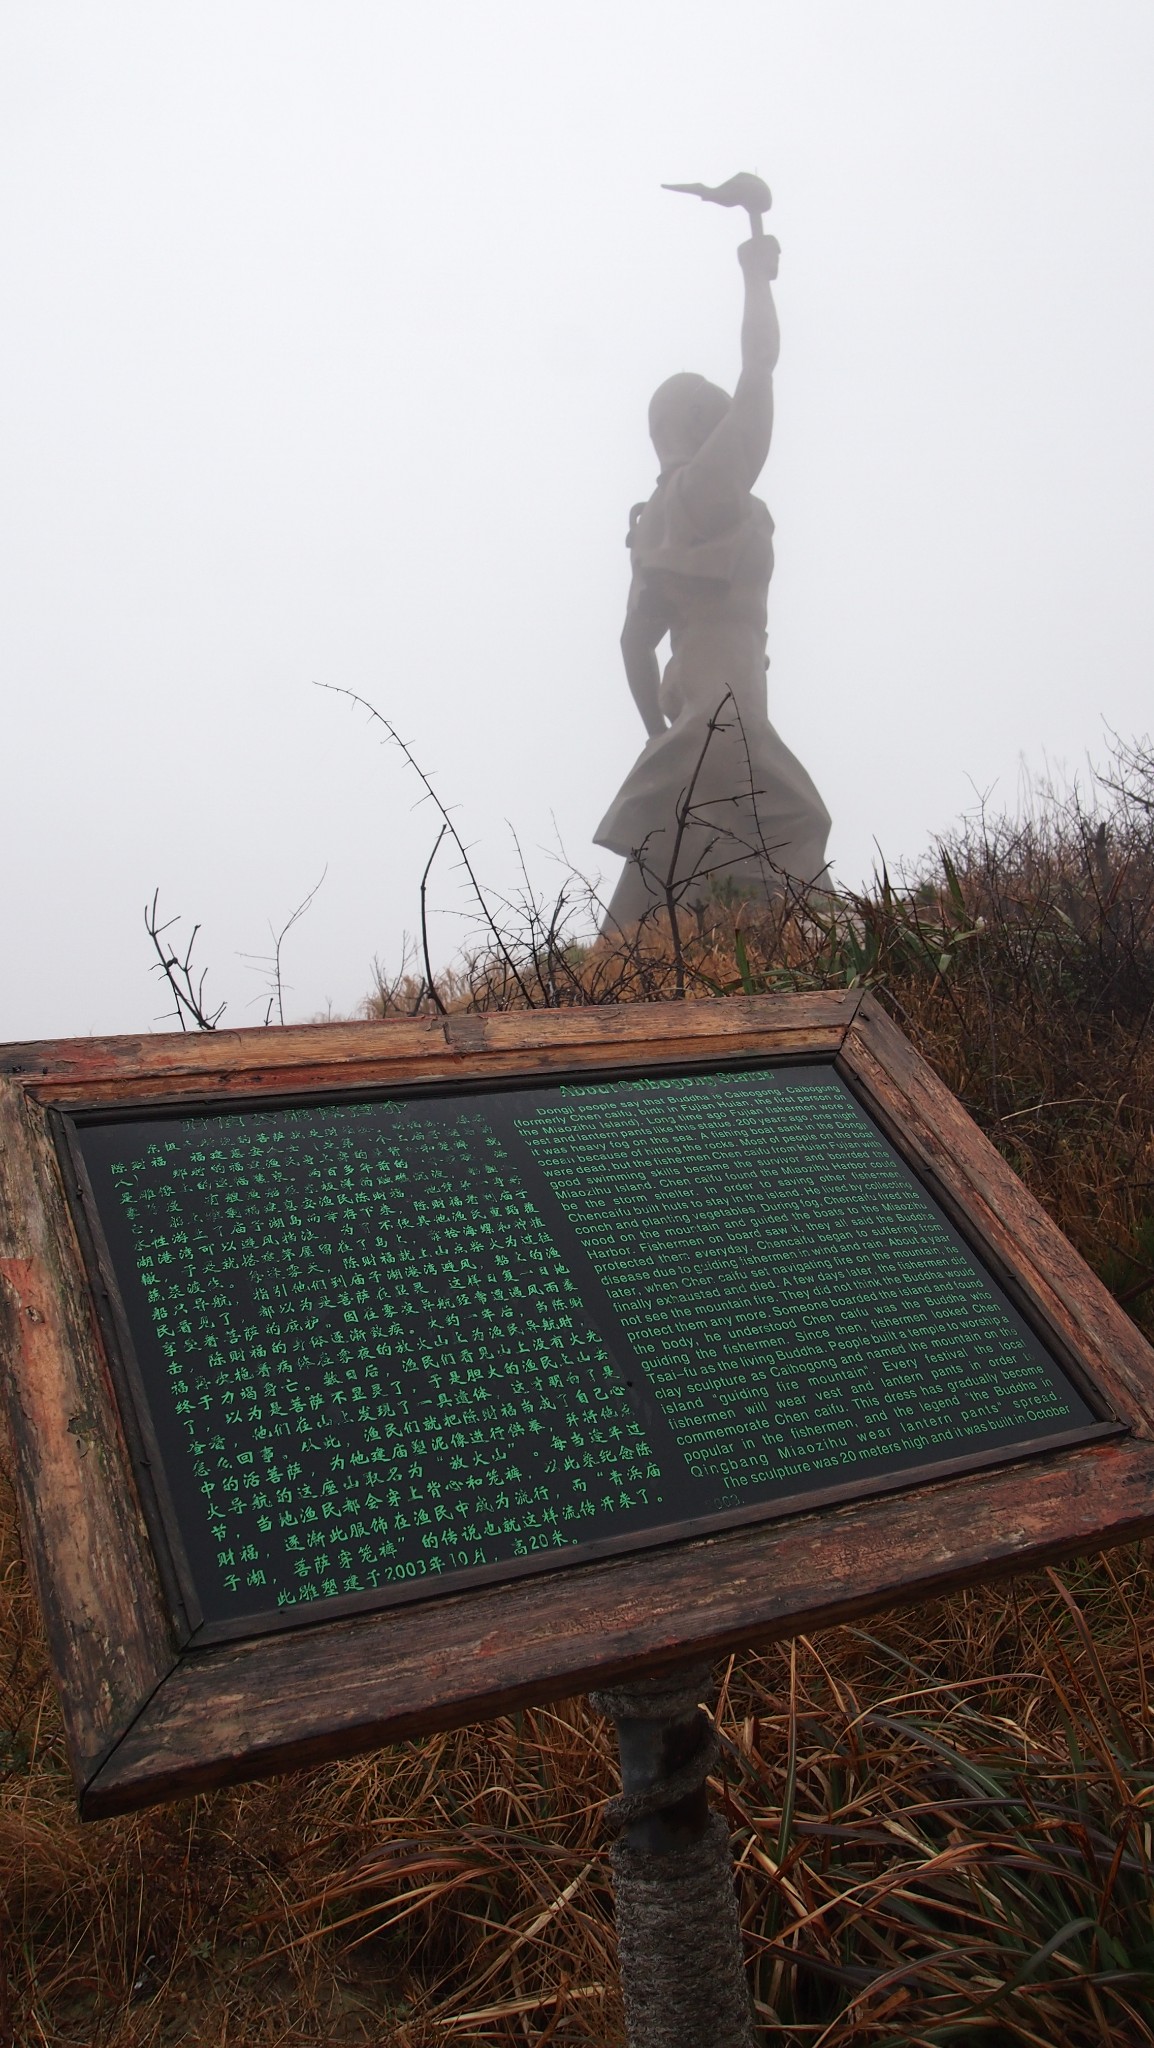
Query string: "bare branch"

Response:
xmin=419 ymin=825 xmax=449 ymax=1015
xmin=240 ymin=869 xmax=329 ymax=1027
xmin=144 ymin=890 xmax=226 ymax=1032
xmin=315 ymin=682 xmax=537 ymax=1009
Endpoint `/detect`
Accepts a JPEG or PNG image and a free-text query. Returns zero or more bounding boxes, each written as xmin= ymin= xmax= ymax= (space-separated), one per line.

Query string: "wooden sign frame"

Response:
xmin=3 ymin=991 xmax=1154 ymax=1820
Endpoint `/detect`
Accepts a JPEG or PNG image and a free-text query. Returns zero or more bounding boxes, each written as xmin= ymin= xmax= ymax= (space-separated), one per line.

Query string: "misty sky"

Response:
xmin=3 ymin=2 xmax=1153 ymax=1042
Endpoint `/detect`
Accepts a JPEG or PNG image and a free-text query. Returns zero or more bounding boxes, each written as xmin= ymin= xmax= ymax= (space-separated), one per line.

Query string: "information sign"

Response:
xmin=3 ymin=993 xmax=1154 ymax=1818
xmin=73 ymin=1066 xmax=1098 ymax=1640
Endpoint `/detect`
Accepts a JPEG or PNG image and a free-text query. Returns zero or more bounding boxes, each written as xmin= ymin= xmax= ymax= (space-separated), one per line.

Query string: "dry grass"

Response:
xmin=7 ymin=738 xmax=1154 ymax=2043
xmin=4 ymin=1482 xmax=1154 ymax=2044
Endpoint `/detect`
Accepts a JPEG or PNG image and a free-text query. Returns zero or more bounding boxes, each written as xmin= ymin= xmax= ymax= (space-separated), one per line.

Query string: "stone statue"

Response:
xmin=593 ymin=174 xmax=831 ymax=933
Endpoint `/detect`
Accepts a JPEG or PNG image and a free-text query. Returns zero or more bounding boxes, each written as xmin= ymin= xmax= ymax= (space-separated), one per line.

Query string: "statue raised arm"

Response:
xmin=594 ymin=195 xmax=831 ymax=933
xmin=678 ymin=233 xmax=780 ymax=511
xmin=620 ymin=236 xmax=780 ymax=739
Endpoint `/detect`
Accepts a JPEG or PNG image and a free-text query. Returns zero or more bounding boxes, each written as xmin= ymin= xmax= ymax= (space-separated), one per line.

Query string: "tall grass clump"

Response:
xmin=4 ymin=735 xmax=1154 ymax=2042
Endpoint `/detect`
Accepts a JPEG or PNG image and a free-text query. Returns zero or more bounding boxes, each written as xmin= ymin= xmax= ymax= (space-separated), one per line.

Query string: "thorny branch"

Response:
xmin=315 ymin=682 xmax=537 ymax=1009
xmin=419 ymin=825 xmax=450 ymax=1016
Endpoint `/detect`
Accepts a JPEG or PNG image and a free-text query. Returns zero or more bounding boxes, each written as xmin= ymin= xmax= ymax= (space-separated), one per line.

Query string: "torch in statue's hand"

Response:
xmin=661 ymin=171 xmax=772 ymax=238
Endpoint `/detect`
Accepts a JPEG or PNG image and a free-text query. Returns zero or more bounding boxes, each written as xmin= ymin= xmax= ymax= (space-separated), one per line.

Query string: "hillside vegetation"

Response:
xmin=5 ymin=739 xmax=1154 ymax=2044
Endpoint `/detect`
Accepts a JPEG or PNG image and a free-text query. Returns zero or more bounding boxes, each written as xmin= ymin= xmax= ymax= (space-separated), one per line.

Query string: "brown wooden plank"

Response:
xmin=29 ymin=1032 xmax=852 ymax=1110
xmin=438 ymin=992 xmax=859 ymax=1053
xmin=839 ymin=998 xmax=1154 ymax=1435
xmin=1 ymin=1014 xmax=444 ymax=1079
xmin=1 ymin=1017 xmax=445 ymax=1091
xmin=0 ymin=1083 xmax=174 ymax=1782
xmin=29 ymin=1051 xmax=487 ymax=1111
xmin=2 ymin=991 xmax=859 ymax=1097
xmin=13 ymin=996 xmax=859 ymax=1110
xmin=83 ymin=1434 xmax=1154 ymax=1817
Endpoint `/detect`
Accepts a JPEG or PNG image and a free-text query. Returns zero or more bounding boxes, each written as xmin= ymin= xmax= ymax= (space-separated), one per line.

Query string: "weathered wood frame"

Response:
xmin=3 ymin=993 xmax=1154 ymax=1820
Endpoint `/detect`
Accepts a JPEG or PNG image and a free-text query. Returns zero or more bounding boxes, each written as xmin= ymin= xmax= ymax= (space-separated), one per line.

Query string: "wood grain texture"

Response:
xmin=0 ymin=1015 xmax=444 ymax=1085
xmin=437 ymin=995 xmax=859 ymax=1053
xmin=839 ymin=998 xmax=1154 ymax=1435
xmin=0 ymin=1083 xmax=174 ymax=1782
xmin=83 ymin=1433 xmax=1154 ymax=1817
xmin=2 ymin=993 xmax=860 ymax=1108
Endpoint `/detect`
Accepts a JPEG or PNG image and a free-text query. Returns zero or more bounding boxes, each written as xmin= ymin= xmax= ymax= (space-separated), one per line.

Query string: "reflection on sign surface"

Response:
xmin=75 ymin=1066 xmax=1094 ymax=1634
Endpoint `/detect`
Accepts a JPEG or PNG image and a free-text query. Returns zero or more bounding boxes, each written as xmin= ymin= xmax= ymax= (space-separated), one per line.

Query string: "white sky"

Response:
xmin=3 ymin=1 xmax=1153 ymax=1041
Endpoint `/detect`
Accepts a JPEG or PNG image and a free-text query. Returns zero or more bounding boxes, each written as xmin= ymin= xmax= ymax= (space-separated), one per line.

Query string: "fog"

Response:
xmin=3 ymin=1 xmax=1153 ymax=1040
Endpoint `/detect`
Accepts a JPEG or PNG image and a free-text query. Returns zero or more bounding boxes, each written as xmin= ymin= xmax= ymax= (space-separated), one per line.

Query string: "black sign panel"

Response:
xmin=71 ymin=1064 xmax=1099 ymax=1641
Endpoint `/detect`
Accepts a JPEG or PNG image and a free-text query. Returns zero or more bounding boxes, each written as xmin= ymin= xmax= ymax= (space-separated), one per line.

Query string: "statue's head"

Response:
xmin=648 ymin=372 xmax=730 ymax=471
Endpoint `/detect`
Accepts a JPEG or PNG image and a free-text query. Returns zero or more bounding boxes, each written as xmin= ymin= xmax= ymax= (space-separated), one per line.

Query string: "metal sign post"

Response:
xmin=592 ymin=1664 xmax=755 ymax=2048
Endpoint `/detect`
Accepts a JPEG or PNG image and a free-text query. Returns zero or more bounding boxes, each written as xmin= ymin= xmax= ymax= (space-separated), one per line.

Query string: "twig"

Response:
xmin=144 ymin=890 xmax=225 ymax=1032
xmin=660 ymin=693 xmax=735 ymax=997
xmin=420 ymin=826 xmax=449 ymax=1016
xmin=315 ymin=682 xmax=536 ymax=1009
xmin=241 ymin=870 xmax=328 ymax=1026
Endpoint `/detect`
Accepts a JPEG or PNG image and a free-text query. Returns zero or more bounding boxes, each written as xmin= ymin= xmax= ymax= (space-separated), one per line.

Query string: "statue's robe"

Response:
xmin=594 ymin=461 xmax=831 ymax=932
